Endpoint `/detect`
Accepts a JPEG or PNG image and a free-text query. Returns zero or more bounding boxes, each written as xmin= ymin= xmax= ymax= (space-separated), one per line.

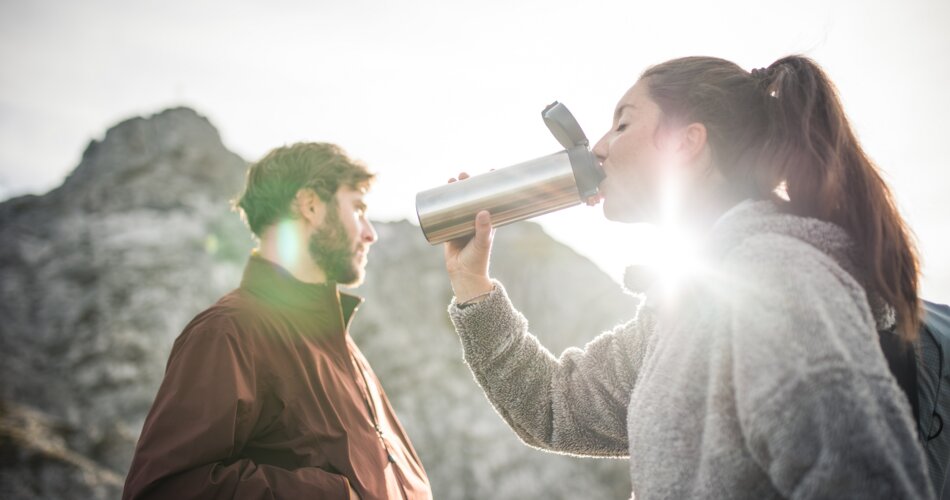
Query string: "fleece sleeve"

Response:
xmin=728 ymin=236 xmax=934 ymax=500
xmin=121 ymin=314 xmax=351 ymax=500
xmin=448 ymin=280 xmax=651 ymax=457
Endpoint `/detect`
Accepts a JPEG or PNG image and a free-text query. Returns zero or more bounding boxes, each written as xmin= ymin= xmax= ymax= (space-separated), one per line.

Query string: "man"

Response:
xmin=123 ymin=143 xmax=431 ymax=499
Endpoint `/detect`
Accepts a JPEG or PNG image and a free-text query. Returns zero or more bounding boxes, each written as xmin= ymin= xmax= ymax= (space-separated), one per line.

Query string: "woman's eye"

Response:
xmin=616 ymin=123 xmax=628 ymax=132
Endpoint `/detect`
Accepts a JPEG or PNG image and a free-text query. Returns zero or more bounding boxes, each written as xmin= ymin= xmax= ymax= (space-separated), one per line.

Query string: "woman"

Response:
xmin=442 ymin=56 xmax=933 ymax=499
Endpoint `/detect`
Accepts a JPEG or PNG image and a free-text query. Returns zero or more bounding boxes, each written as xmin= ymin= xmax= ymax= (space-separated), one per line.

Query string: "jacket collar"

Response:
xmin=240 ymin=254 xmax=364 ymax=330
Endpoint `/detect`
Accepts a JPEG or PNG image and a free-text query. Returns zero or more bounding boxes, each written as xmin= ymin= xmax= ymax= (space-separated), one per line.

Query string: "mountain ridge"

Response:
xmin=0 ymin=106 xmax=637 ymax=499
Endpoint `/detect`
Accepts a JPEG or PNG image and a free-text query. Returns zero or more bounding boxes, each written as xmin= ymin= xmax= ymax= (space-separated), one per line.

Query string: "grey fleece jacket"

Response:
xmin=448 ymin=200 xmax=934 ymax=499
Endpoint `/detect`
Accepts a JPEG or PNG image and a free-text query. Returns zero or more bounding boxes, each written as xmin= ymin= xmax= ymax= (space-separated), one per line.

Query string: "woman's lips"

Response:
xmin=586 ymin=191 xmax=604 ymax=206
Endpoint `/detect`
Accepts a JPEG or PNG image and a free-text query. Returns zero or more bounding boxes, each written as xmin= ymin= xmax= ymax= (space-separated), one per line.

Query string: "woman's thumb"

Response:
xmin=473 ymin=210 xmax=493 ymax=251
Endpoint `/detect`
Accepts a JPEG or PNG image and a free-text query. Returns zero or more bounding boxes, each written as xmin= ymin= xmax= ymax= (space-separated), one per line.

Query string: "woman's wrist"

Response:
xmin=457 ymin=286 xmax=495 ymax=308
xmin=452 ymin=276 xmax=494 ymax=304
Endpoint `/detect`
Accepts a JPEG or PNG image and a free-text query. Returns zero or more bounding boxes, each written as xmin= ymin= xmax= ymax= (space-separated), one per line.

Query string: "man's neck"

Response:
xmin=257 ymin=221 xmax=329 ymax=285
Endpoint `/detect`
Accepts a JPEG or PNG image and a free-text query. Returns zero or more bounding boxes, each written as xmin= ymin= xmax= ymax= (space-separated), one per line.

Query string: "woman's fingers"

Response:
xmin=438 ymin=178 xmax=493 ymax=301
xmin=448 ymin=172 xmax=471 ymax=185
xmin=473 ymin=210 xmax=493 ymax=252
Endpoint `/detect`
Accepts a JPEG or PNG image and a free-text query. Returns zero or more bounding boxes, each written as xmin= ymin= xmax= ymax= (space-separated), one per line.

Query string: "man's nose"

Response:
xmin=363 ymin=220 xmax=378 ymax=244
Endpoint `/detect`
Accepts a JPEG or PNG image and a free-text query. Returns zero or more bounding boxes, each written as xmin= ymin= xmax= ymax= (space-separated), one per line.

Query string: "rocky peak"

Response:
xmin=0 ymin=107 xmax=636 ymax=499
xmin=57 ymin=107 xmax=245 ymax=213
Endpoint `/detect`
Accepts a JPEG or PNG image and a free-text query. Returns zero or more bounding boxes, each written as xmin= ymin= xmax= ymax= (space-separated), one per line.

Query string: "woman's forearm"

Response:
xmin=449 ymin=280 xmax=644 ymax=457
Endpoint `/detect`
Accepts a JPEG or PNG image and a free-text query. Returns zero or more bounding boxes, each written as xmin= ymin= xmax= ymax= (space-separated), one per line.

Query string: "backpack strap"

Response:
xmin=879 ymin=328 xmax=921 ymax=428
xmin=921 ymin=301 xmax=950 ymax=442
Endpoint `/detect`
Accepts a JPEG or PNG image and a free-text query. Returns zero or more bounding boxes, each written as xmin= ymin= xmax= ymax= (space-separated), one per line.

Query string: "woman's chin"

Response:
xmin=602 ymin=200 xmax=642 ymax=223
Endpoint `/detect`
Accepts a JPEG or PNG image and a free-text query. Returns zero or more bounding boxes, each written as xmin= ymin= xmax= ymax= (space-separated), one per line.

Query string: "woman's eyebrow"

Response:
xmin=614 ymin=104 xmax=636 ymax=120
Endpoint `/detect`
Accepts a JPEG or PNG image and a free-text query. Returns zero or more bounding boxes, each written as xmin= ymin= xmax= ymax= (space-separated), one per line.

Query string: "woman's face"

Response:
xmin=592 ymin=80 xmax=709 ymax=223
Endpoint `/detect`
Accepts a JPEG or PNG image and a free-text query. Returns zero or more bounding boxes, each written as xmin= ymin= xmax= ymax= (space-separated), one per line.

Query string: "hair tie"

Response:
xmin=750 ymin=67 xmax=770 ymax=80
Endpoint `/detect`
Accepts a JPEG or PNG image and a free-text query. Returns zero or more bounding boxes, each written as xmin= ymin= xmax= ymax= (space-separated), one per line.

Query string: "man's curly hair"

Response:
xmin=234 ymin=142 xmax=375 ymax=238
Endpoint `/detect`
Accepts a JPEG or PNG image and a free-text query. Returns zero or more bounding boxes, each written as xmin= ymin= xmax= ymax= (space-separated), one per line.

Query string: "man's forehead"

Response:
xmin=337 ymin=185 xmax=371 ymax=207
xmin=339 ymin=185 xmax=369 ymax=196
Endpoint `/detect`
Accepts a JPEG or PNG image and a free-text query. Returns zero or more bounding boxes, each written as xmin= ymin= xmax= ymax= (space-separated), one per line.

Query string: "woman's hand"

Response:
xmin=443 ymin=172 xmax=495 ymax=303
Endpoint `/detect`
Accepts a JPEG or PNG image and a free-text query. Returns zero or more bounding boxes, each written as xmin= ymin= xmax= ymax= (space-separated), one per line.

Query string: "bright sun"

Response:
xmin=615 ymin=223 xmax=704 ymax=297
xmin=538 ymin=205 xmax=707 ymax=298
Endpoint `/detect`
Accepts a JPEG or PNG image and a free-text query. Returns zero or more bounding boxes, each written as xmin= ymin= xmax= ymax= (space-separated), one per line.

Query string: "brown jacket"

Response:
xmin=123 ymin=256 xmax=431 ymax=499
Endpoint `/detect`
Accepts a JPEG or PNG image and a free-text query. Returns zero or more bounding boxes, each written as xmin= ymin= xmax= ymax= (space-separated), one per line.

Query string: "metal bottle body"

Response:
xmin=415 ymin=150 xmax=582 ymax=244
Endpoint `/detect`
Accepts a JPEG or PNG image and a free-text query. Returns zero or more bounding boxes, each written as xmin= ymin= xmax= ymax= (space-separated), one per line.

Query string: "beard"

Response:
xmin=308 ymin=204 xmax=363 ymax=286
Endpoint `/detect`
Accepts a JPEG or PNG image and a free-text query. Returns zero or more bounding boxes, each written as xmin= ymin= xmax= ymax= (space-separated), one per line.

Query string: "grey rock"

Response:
xmin=0 ymin=106 xmax=637 ymax=499
xmin=0 ymin=400 xmax=123 ymax=500
xmin=0 ymin=107 xmax=251 ymax=480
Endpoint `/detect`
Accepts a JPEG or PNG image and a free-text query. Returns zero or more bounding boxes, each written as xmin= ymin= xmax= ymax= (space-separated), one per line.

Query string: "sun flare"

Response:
xmin=648 ymin=225 xmax=705 ymax=297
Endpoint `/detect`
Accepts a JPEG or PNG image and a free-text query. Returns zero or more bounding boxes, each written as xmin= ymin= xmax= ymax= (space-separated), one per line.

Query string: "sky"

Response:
xmin=1 ymin=0 xmax=948 ymax=300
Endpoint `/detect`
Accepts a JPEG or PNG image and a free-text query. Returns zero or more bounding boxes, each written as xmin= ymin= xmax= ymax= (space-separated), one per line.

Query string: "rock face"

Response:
xmin=0 ymin=401 xmax=124 ymax=499
xmin=0 ymin=108 xmax=251 ymax=499
xmin=0 ymin=107 xmax=638 ymax=499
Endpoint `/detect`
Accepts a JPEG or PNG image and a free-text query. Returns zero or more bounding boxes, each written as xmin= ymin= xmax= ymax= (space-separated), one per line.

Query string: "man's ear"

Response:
xmin=294 ymin=188 xmax=327 ymax=227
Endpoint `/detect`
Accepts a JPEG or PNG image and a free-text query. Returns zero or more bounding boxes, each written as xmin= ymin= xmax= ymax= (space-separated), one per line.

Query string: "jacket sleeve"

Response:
xmin=122 ymin=314 xmax=350 ymax=500
xmin=728 ymin=237 xmax=935 ymax=500
xmin=447 ymin=280 xmax=651 ymax=457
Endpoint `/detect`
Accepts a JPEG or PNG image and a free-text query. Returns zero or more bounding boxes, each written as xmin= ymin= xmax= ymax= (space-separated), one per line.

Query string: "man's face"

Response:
xmin=308 ymin=186 xmax=377 ymax=287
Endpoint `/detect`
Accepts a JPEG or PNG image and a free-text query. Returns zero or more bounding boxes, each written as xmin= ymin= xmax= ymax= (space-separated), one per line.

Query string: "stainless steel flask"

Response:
xmin=415 ymin=102 xmax=605 ymax=244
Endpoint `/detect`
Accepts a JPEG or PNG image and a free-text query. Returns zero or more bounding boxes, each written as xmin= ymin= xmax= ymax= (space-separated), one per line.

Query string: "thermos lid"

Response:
xmin=542 ymin=101 xmax=589 ymax=149
xmin=543 ymin=102 xmax=604 ymax=199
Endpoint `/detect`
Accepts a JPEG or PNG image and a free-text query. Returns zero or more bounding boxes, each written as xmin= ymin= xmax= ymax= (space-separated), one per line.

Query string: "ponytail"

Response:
xmin=642 ymin=56 xmax=921 ymax=341
xmin=760 ymin=56 xmax=920 ymax=341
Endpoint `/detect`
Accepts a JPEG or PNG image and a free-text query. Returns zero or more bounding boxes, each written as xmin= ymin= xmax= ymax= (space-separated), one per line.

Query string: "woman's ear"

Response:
xmin=294 ymin=188 xmax=327 ymax=227
xmin=680 ymin=122 xmax=708 ymax=161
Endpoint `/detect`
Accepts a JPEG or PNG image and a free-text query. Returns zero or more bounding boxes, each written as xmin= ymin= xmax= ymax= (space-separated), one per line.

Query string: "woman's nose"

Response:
xmin=592 ymin=133 xmax=609 ymax=163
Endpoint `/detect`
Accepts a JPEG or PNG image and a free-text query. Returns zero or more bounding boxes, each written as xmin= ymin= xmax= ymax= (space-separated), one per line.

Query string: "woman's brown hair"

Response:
xmin=642 ymin=56 xmax=921 ymax=341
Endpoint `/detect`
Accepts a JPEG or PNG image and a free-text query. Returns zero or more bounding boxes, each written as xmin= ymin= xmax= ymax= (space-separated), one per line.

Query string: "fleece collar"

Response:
xmin=622 ymin=199 xmax=895 ymax=330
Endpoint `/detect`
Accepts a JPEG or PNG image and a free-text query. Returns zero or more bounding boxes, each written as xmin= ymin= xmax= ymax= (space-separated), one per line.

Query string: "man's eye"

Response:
xmin=616 ymin=123 xmax=628 ymax=132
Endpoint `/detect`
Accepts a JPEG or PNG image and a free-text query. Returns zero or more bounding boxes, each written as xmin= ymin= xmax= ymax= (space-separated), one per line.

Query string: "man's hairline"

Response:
xmin=252 ymin=182 xmax=371 ymax=235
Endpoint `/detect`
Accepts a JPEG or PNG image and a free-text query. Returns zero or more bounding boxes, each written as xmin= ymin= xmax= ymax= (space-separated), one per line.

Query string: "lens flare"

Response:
xmin=652 ymin=225 xmax=704 ymax=299
xmin=276 ymin=220 xmax=301 ymax=268
xmin=643 ymin=163 xmax=705 ymax=298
